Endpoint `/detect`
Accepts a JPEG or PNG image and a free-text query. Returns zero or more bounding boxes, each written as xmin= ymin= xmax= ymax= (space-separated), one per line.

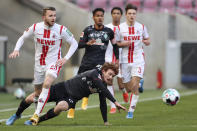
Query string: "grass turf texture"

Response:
xmin=0 ymin=88 xmax=197 ymax=131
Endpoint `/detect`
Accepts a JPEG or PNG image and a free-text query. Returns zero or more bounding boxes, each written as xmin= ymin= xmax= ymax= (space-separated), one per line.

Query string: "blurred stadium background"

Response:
xmin=0 ymin=0 xmax=197 ymax=130
xmin=0 ymin=0 xmax=197 ymax=94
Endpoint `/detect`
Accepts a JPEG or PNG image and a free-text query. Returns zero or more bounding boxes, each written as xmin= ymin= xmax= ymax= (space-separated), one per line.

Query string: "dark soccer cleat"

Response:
xmin=6 ymin=114 xmax=21 ymax=125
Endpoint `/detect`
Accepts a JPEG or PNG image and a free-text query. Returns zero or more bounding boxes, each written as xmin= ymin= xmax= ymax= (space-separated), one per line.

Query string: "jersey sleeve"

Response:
xmin=105 ymin=43 xmax=113 ymax=62
xmin=99 ymin=93 xmax=107 ymax=123
xmin=78 ymin=27 xmax=89 ymax=48
xmin=143 ymin=25 xmax=149 ymax=39
xmin=14 ymin=24 xmax=34 ymax=51
xmin=61 ymin=27 xmax=78 ymax=60
xmin=61 ymin=26 xmax=74 ymax=43
xmin=108 ymin=28 xmax=114 ymax=41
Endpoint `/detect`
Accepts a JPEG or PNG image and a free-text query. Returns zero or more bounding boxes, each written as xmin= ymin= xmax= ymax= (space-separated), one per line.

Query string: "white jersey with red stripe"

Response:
xmin=117 ymin=21 xmax=149 ymax=64
xmin=16 ymin=22 xmax=75 ymax=72
xmin=105 ymin=23 xmax=122 ymax=63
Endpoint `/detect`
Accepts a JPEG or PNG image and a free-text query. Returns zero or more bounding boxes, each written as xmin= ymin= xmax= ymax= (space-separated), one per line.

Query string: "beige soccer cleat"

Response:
xmin=30 ymin=114 xmax=39 ymax=126
xmin=67 ymin=108 xmax=75 ymax=118
xmin=81 ymin=97 xmax=88 ymax=110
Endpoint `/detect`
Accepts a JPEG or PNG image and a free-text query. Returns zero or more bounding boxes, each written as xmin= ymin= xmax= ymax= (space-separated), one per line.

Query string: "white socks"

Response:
xmin=128 ymin=94 xmax=139 ymax=112
xmin=35 ymin=88 xmax=50 ymax=116
xmin=33 ymin=97 xmax=38 ymax=111
xmin=107 ymin=85 xmax=116 ymax=108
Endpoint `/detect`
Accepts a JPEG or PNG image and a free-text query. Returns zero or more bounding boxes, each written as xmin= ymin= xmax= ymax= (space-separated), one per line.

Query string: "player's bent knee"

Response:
xmin=35 ymin=90 xmax=41 ymax=97
xmin=56 ymin=101 xmax=69 ymax=112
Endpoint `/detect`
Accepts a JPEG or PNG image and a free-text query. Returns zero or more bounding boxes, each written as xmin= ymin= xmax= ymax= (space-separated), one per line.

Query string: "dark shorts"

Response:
xmin=48 ymin=83 xmax=78 ymax=109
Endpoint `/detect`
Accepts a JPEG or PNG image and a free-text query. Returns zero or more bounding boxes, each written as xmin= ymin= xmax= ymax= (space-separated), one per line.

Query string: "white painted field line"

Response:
xmin=0 ymin=90 xmax=197 ymax=123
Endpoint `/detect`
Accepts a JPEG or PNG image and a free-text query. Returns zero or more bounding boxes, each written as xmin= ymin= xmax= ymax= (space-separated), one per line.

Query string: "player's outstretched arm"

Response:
xmin=9 ymin=24 xmax=34 ymax=59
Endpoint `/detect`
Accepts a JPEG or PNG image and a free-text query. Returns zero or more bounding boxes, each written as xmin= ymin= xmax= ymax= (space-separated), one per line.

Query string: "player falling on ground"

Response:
xmin=24 ymin=62 xmax=126 ymax=126
xmin=6 ymin=7 xmax=78 ymax=125
xmin=116 ymin=4 xmax=150 ymax=119
xmin=67 ymin=8 xmax=119 ymax=119
xmin=105 ymin=7 xmax=129 ymax=114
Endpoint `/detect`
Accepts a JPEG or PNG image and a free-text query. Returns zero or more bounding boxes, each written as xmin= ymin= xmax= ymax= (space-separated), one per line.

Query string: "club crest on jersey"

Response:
xmin=38 ymin=98 xmax=44 ymax=103
xmin=82 ymin=77 xmax=86 ymax=81
xmin=104 ymin=33 xmax=108 ymax=39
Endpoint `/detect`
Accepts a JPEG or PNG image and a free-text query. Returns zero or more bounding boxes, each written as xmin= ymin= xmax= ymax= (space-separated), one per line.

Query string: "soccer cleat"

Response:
xmin=24 ymin=120 xmax=32 ymax=125
xmin=30 ymin=114 xmax=39 ymax=126
xmin=6 ymin=114 xmax=21 ymax=125
xmin=139 ymin=79 xmax=144 ymax=93
xmin=81 ymin=97 xmax=88 ymax=110
xmin=123 ymin=92 xmax=129 ymax=103
xmin=109 ymin=108 xmax=116 ymax=114
xmin=67 ymin=108 xmax=75 ymax=118
xmin=126 ymin=112 xmax=133 ymax=119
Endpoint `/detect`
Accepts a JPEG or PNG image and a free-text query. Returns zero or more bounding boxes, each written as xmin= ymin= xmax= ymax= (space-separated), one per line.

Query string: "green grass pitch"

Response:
xmin=0 ymin=88 xmax=197 ymax=131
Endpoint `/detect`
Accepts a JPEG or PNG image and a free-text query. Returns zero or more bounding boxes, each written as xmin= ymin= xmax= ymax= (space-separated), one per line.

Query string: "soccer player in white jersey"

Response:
xmin=116 ymin=4 xmax=150 ymax=119
xmin=6 ymin=7 xmax=78 ymax=125
xmin=105 ymin=7 xmax=129 ymax=114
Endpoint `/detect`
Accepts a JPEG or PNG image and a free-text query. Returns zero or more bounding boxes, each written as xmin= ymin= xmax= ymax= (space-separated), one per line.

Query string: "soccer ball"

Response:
xmin=162 ymin=88 xmax=180 ymax=106
xmin=14 ymin=88 xmax=26 ymax=99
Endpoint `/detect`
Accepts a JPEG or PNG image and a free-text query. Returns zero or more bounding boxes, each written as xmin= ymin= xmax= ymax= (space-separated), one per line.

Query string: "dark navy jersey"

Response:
xmin=50 ymin=68 xmax=116 ymax=122
xmin=51 ymin=68 xmax=116 ymax=102
xmin=78 ymin=25 xmax=119 ymax=67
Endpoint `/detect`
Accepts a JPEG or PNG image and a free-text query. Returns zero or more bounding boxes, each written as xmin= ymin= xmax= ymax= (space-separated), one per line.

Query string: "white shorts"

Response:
xmin=121 ymin=63 xmax=144 ymax=83
xmin=33 ymin=63 xmax=62 ymax=85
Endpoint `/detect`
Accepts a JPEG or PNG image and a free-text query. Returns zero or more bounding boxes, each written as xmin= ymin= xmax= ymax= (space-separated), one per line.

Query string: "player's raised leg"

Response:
xmin=26 ymin=101 xmax=69 ymax=125
xmin=117 ymin=77 xmax=129 ymax=103
xmin=30 ymin=74 xmax=55 ymax=125
xmin=6 ymin=85 xmax=42 ymax=125
xmin=126 ymin=76 xmax=140 ymax=119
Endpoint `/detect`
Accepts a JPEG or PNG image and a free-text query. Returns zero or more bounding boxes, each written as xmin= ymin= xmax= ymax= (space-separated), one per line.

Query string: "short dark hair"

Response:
xmin=111 ymin=7 xmax=123 ymax=15
xmin=125 ymin=4 xmax=137 ymax=13
xmin=101 ymin=62 xmax=119 ymax=75
xmin=42 ymin=7 xmax=56 ymax=16
xmin=92 ymin=8 xmax=105 ymax=16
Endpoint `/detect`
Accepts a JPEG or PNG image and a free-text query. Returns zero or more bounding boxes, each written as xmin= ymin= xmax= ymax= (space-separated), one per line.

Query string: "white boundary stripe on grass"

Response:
xmin=0 ymin=90 xmax=197 ymax=123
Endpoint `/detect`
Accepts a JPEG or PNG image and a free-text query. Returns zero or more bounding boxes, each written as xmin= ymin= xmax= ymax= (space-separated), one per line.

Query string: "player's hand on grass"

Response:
xmin=86 ymin=39 xmax=96 ymax=45
xmin=56 ymin=58 xmax=67 ymax=67
xmin=114 ymin=102 xmax=127 ymax=112
xmin=9 ymin=50 xmax=20 ymax=58
xmin=104 ymin=122 xmax=112 ymax=126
